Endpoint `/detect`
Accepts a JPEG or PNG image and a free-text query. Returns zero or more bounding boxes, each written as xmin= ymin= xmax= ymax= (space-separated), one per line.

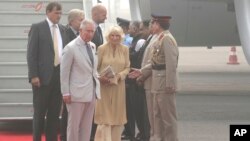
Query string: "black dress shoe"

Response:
xmin=135 ymin=132 xmax=142 ymax=140
xmin=137 ymin=138 xmax=149 ymax=141
xmin=121 ymin=134 xmax=130 ymax=140
xmin=130 ymin=137 xmax=137 ymax=141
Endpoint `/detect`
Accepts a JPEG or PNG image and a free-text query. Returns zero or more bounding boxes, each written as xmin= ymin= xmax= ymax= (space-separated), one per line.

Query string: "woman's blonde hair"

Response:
xmin=105 ymin=25 xmax=125 ymax=43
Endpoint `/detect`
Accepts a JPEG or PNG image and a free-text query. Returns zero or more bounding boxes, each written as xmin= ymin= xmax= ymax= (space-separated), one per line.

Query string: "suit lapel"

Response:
xmin=67 ymin=28 xmax=77 ymax=41
xmin=76 ymin=38 xmax=92 ymax=66
xmin=58 ymin=24 xmax=67 ymax=47
xmin=43 ymin=20 xmax=54 ymax=52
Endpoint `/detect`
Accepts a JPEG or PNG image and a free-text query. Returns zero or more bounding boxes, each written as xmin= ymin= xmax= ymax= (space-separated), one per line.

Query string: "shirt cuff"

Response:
xmin=63 ymin=93 xmax=70 ymax=96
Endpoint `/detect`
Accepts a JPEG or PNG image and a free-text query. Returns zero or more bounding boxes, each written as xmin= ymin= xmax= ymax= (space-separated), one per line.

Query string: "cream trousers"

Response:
xmin=94 ymin=125 xmax=123 ymax=141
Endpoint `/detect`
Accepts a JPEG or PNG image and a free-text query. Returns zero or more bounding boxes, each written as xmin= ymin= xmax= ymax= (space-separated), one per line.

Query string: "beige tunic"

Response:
xmin=94 ymin=43 xmax=130 ymax=125
xmin=141 ymin=30 xmax=179 ymax=140
xmin=142 ymin=30 xmax=179 ymax=92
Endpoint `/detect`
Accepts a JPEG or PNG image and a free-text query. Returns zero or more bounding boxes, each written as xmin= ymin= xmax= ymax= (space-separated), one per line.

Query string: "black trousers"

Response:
xmin=32 ymin=67 xmax=62 ymax=141
xmin=124 ymin=80 xmax=150 ymax=139
xmin=60 ymin=102 xmax=67 ymax=141
xmin=90 ymin=121 xmax=97 ymax=140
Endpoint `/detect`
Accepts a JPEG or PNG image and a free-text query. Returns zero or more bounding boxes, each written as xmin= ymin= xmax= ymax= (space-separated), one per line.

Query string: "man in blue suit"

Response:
xmin=90 ymin=4 xmax=107 ymax=140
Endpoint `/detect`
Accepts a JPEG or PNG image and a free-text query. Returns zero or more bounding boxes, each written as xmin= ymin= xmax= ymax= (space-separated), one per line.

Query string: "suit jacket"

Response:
xmin=137 ymin=35 xmax=153 ymax=68
xmin=65 ymin=25 xmax=77 ymax=44
xmin=27 ymin=20 xmax=67 ymax=85
xmin=60 ymin=36 xmax=101 ymax=102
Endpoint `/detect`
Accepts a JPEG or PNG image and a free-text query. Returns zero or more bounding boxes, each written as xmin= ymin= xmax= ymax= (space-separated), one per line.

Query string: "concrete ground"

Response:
xmin=1 ymin=46 xmax=250 ymax=141
xmin=177 ymin=46 xmax=250 ymax=141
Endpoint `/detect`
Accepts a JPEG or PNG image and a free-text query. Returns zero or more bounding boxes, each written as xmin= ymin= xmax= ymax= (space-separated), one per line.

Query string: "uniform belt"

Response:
xmin=152 ymin=64 xmax=166 ymax=70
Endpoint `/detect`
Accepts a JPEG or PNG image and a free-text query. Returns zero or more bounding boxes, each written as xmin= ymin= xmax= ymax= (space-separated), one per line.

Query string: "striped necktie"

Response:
xmin=86 ymin=43 xmax=94 ymax=66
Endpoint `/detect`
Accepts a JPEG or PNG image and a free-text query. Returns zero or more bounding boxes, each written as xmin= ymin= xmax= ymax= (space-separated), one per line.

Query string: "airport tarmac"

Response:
xmin=178 ymin=46 xmax=250 ymax=93
xmin=179 ymin=46 xmax=249 ymax=70
xmin=0 ymin=46 xmax=250 ymax=141
xmin=177 ymin=46 xmax=250 ymax=141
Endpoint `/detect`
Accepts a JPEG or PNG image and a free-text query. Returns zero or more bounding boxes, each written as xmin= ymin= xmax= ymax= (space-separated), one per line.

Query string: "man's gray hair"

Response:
xmin=67 ymin=9 xmax=84 ymax=23
xmin=80 ymin=19 xmax=95 ymax=30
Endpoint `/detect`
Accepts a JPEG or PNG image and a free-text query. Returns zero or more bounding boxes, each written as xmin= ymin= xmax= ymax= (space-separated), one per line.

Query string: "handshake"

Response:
xmin=128 ymin=68 xmax=142 ymax=79
xmin=128 ymin=68 xmax=144 ymax=85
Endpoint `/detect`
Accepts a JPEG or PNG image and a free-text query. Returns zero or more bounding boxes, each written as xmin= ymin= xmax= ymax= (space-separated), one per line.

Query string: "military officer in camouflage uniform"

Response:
xmin=129 ymin=14 xmax=179 ymax=141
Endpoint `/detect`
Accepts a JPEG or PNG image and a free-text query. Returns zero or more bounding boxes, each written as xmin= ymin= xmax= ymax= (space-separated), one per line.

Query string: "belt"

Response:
xmin=152 ymin=64 xmax=166 ymax=70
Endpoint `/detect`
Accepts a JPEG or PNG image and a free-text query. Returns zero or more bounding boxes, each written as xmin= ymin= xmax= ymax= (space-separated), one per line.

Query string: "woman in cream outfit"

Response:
xmin=94 ymin=26 xmax=130 ymax=141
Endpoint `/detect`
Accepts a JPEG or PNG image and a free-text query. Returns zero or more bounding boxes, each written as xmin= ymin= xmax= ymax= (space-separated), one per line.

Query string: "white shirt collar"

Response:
xmin=46 ymin=17 xmax=58 ymax=28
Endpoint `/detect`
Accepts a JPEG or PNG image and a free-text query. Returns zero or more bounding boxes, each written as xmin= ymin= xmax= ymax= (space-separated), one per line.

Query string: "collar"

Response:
xmin=77 ymin=36 xmax=90 ymax=47
xmin=46 ymin=17 xmax=58 ymax=28
xmin=70 ymin=26 xmax=78 ymax=35
xmin=94 ymin=22 xmax=99 ymax=28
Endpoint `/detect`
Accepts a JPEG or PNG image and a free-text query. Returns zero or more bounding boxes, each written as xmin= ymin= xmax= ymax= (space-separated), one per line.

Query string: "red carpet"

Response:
xmin=0 ymin=121 xmax=59 ymax=141
xmin=0 ymin=132 xmax=60 ymax=141
xmin=0 ymin=132 xmax=34 ymax=141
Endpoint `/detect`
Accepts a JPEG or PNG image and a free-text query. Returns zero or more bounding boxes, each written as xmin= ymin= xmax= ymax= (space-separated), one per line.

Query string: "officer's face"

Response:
xmin=150 ymin=20 xmax=159 ymax=34
xmin=149 ymin=22 xmax=154 ymax=34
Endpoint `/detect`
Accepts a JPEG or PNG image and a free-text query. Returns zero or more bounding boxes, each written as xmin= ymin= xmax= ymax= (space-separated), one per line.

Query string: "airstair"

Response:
xmin=0 ymin=0 xmax=83 ymax=120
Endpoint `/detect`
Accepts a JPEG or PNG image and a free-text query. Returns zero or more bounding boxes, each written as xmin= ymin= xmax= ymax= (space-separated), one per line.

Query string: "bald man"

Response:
xmin=90 ymin=4 xmax=107 ymax=140
xmin=91 ymin=4 xmax=107 ymax=49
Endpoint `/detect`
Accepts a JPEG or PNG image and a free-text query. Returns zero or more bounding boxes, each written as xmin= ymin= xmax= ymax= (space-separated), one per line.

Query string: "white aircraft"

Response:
xmin=129 ymin=0 xmax=250 ymax=64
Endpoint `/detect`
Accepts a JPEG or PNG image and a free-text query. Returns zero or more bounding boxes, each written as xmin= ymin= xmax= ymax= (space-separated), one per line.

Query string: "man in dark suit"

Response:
xmin=91 ymin=4 xmax=107 ymax=48
xmin=60 ymin=9 xmax=84 ymax=141
xmin=123 ymin=21 xmax=143 ymax=141
xmin=133 ymin=20 xmax=152 ymax=141
xmin=27 ymin=2 xmax=67 ymax=141
xmin=90 ymin=4 xmax=107 ymax=141
xmin=65 ymin=9 xmax=85 ymax=42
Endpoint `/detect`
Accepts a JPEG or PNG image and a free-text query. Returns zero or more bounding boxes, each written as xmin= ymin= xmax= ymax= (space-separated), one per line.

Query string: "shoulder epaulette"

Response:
xmin=158 ymin=33 xmax=165 ymax=41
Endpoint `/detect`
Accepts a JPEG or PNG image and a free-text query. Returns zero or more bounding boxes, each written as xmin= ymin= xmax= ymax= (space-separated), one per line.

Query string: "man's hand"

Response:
xmin=128 ymin=68 xmax=142 ymax=79
xmin=136 ymin=78 xmax=144 ymax=86
xmin=31 ymin=77 xmax=40 ymax=87
xmin=63 ymin=95 xmax=71 ymax=104
xmin=166 ymin=87 xmax=176 ymax=94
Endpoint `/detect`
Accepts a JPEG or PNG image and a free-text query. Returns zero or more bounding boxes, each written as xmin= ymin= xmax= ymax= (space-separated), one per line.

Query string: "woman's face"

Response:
xmin=109 ymin=32 xmax=121 ymax=45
